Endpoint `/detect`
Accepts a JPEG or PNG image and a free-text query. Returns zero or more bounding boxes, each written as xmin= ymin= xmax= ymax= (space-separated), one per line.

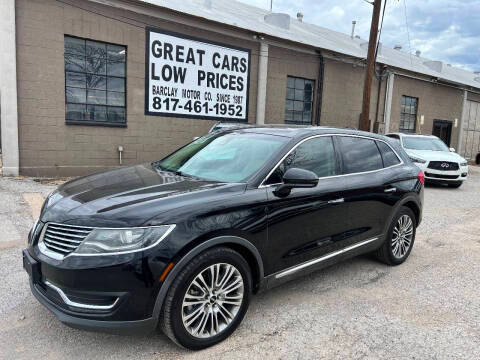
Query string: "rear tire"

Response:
xmin=448 ymin=182 xmax=462 ymax=188
xmin=160 ymin=247 xmax=252 ymax=350
xmin=375 ymin=206 xmax=416 ymax=265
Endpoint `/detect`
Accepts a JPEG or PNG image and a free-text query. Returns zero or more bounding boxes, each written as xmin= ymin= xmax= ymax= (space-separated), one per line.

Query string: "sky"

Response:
xmin=236 ymin=0 xmax=480 ymax=72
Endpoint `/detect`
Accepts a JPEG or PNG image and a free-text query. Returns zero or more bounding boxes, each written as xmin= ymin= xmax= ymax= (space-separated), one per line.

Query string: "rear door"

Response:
xmin=336 ymin=136 xmax=397 ymax=247
xmin=264 ymin=135 xmax=349 ymax=275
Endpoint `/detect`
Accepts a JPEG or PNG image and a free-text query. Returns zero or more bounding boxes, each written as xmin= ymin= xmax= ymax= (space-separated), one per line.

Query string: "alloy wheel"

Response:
xmin=181 ymin=263 xmax=244 ymax=339
xmin=391 ymin=214 xmax=414 ymax=259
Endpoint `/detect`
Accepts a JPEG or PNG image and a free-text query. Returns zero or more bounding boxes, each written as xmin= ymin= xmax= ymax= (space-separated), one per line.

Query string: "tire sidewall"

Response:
xmin=168 ymin=249 xmax=252 ymax=350
xmin=386 ymin=207 xmax=416 ymax=265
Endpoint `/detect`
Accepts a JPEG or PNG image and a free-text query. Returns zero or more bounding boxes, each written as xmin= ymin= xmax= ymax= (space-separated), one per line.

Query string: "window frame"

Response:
xmin=284 ymin=75 xmax=315 ymax=125
xmin=64 ymin=35 xmax=128 ymax=128
xmin=375 ymin=140 xmax=401 ymax=168
xmin=258 ymin=134 xmax=404 ymax=188
xmin=336 ymin=136 xmax=384 ymax=174
xmin=399 ymin=95 xmax=418 ymax=133
xmin=263 ymin=135 xmax=339 ymax=185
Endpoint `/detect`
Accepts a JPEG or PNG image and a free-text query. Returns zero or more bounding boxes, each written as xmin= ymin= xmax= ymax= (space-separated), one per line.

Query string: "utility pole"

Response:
xmin=360 ymin=0 xmax=382 ymax=131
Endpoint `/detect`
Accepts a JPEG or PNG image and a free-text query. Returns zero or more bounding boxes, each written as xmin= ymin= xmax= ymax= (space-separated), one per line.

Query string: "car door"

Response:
xmin=335 ymin=136 xmax=398 ymax=248
xmin=263 ymin=135 xmax=349 ymax=275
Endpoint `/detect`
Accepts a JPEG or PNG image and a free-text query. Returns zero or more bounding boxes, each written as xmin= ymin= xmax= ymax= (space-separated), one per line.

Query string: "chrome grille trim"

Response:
xmin=45 ymin=229 xmax=86 ymax=238
xmin=44 ymin=281 xmax=119 ymax=310
xmin=40 ymin=223 xmax=93 ymax=256
xmin=44 ymin=233 xmax=83 ymax=243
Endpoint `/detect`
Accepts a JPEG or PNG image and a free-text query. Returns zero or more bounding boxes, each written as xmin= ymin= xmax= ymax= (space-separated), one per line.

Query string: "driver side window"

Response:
xmin=264 ymin=136 xmax=337 ymax=185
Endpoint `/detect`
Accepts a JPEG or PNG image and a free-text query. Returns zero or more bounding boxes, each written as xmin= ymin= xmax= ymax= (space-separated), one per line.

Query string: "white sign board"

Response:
xmin=145 ymin=28 xmax=250 ymax=121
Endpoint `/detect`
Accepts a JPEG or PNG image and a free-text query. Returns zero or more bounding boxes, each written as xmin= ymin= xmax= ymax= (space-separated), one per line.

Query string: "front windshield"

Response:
xmin=403 ymin=137 xmax=449 ymax=152
xmin=154 ymin=132 xmax=289 ymax=182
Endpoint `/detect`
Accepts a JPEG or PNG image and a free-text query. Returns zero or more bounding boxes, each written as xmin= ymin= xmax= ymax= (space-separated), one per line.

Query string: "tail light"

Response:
xmin=418 ymin=171 xmax=425 ymax=185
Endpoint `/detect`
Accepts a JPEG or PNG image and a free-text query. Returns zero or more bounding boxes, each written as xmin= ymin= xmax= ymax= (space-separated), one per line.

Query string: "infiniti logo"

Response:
xmin=441 ymin=163 xmax=450 ymax=168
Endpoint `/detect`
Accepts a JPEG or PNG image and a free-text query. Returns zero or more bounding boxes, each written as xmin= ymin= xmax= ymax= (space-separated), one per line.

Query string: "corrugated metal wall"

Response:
xmin=462 ymin=99 xmax=480 ymax=160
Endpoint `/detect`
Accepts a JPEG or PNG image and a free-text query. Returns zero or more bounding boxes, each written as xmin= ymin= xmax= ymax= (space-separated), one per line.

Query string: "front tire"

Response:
xmin=160 ymin=247 xmax=252 ymax=350
xmin=375 ymin=206 xmax=416 ymax=265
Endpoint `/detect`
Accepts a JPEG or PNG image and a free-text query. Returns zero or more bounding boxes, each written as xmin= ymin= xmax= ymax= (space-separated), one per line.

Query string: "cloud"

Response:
xmin=236 ymin=0 xmax=480 ymax=71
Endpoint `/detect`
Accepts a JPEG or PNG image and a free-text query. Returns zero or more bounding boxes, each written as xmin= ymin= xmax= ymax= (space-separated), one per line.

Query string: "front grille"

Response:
xmin=41 ymin=223 xmax=93 ymax=255
xmin=427 ymin=161 xmax=459 ymax=171
xmin=425 ymin=172 xmax=459 ymax=179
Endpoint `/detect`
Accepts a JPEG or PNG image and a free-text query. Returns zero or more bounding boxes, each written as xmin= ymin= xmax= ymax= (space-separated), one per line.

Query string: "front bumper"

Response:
xmin=28 ymin=277 xmax=156 ymax=334
xmin=23 ymin=248 xmax=163 ymax=334
xmin=416 ymin=163 xmax=468 ymax=183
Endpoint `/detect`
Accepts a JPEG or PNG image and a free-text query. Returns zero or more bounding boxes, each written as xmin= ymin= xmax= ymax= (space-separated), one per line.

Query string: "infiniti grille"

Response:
xmin=41 ymin=223 xmax=93 ymax=255
xmin=427 ymin=161 xmax=459 ymax=171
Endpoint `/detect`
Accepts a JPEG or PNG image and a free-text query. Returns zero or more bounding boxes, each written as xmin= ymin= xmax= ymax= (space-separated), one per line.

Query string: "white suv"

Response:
xmin=386 ymin=133 xmax=468 ymax=188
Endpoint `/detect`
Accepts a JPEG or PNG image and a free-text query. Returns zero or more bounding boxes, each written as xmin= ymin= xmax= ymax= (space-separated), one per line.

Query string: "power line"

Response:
xmin=403 ymin=0 xmax=413 ymax=65
xmin=374 ymin=0 xmax=387 ymax=63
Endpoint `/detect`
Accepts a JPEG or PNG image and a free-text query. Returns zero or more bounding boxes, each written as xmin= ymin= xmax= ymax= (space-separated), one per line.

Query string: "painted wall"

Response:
xmin=391 ymin=75 xmax=463 ymax=148
xmin=15 ymin=0 xmax=259 ymax=177
xmin=264 ymin=45 xmax=319 ymax=124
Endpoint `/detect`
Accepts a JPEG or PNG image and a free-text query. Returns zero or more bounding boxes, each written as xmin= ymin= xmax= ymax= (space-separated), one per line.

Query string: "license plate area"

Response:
xmin=22 ymin=250 xmax=41 ymax=284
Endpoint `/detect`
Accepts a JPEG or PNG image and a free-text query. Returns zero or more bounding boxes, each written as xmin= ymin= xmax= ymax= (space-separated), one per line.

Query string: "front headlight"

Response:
xmin=409 ymin=156 xmax=427 ymax=164
xmin=73 ymin=225 xmax=175 ymax=256
xmin=460 ymin=162 xmax=468 ymax=167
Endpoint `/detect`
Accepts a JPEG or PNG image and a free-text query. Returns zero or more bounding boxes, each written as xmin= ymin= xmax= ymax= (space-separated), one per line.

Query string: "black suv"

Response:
xmin=23 ymin=127 xmax=423 ymax=349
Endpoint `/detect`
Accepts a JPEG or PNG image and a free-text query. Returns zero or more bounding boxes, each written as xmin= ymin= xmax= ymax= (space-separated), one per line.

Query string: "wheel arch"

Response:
xmin=151 ymin=236 xmax=264 ymax=325
xmin=381 ymin=195 xmax=422 ymax=236
xmin=402 ymin=200 xmax=421 ymax=226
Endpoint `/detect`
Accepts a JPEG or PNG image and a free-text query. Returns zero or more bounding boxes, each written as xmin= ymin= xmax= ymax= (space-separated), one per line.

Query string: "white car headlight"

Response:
xmin=460 ymin=161 xmax=468 ymax=167
xmin=73 ymin=225 xmax=175 ymax=256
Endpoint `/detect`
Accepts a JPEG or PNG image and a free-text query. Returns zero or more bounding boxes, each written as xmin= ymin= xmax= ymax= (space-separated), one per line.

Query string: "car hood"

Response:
xmin=405 ymin=149 xmax=466 ymax=163
xmin=40 ymin=163 xmax=246 ymax=227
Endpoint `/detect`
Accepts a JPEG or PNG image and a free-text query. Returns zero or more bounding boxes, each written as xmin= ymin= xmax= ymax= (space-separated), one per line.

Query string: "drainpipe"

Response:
xmin=256 ymin=41 xmax=268 ymax=125
xmin=314 ymin=50 xmax=324 ymax=126
xmin=0 ymin=0 xmax=19 ymax=176
xmin=373 ymin=66 xmax=387 ymax=132
xmin=457 ymin=90 xmax=467 ymax=156
xmin=383 ymin=71 xmax=395 ymax=133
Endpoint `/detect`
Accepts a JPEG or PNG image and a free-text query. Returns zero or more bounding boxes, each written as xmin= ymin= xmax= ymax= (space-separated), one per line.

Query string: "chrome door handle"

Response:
xmin=328 ymin=198 xmax=344 ymax=204
xmin=384 ymin=187 xmax=397 ymax=193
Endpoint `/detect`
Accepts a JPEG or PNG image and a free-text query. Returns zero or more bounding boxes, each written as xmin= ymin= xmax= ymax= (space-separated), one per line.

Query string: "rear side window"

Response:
xmin=338 ymin=136 xmax=383 ymax=174
xmin=377 ymin=141 xmax=401 ymax=167
xmin=265 ymin=136 xmax=337 ymax=184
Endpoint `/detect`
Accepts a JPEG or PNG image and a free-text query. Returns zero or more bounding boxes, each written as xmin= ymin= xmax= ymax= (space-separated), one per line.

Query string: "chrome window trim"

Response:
xmin=258 ymin=133 xmax=404 ymax=188
xmin=274 ymin=236 xmax=379 ymax=279
xmin=44 ymin=280 xmax=119 ymax=310
xmin=38 ymin=223 xmax=176 ymax=259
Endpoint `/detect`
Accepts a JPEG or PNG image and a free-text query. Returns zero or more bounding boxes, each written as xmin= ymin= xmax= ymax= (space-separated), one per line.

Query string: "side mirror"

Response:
xmin=449 ymin=147 xmax=456 ymax=152
xmin=273 ymin=168 xmax=319 ymax=197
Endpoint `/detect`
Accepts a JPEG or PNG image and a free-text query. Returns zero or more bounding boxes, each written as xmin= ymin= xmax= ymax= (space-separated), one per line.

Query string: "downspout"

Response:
xmin=256 ymin=41 xmax=268 ymax=125
xmin=314 ymin=50 xmax=324 ymax=126
xmin=457 ymin=90 xmax=467 ymax=156
xmin=383 ymin=71 xmax=395 ymax=133
xmin=373 ymin=66 xmax=387 ymax=132
xmin=0 ymin=0 xmax=20 ymax=176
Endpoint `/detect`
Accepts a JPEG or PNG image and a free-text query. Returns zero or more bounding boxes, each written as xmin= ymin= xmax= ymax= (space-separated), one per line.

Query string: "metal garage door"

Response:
xmin=461 ymin=100 xmax=480 ymax=161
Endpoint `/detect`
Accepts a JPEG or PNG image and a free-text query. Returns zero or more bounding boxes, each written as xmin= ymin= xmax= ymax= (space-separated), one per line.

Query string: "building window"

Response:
xmin=285 ymin=76 xmax=314 ymax=125
xmin=64 ymin=36 xmax=126 ymax=126
xmin=400 ymin=96 xmax=418 ymax=133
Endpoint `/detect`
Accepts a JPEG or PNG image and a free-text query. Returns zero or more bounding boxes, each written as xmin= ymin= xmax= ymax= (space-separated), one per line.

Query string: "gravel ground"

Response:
xmin=0 ymin=168 xmax=479 ymax=360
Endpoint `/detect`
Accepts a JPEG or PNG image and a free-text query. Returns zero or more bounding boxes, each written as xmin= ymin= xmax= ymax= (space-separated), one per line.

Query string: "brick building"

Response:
xmin=1 ymin=0 xmax=480 ymax=177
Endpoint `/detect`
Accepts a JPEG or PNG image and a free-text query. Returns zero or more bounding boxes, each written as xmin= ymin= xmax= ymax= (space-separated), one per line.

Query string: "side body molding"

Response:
xmin=151 ymin=236 xmax=265 ymax=324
